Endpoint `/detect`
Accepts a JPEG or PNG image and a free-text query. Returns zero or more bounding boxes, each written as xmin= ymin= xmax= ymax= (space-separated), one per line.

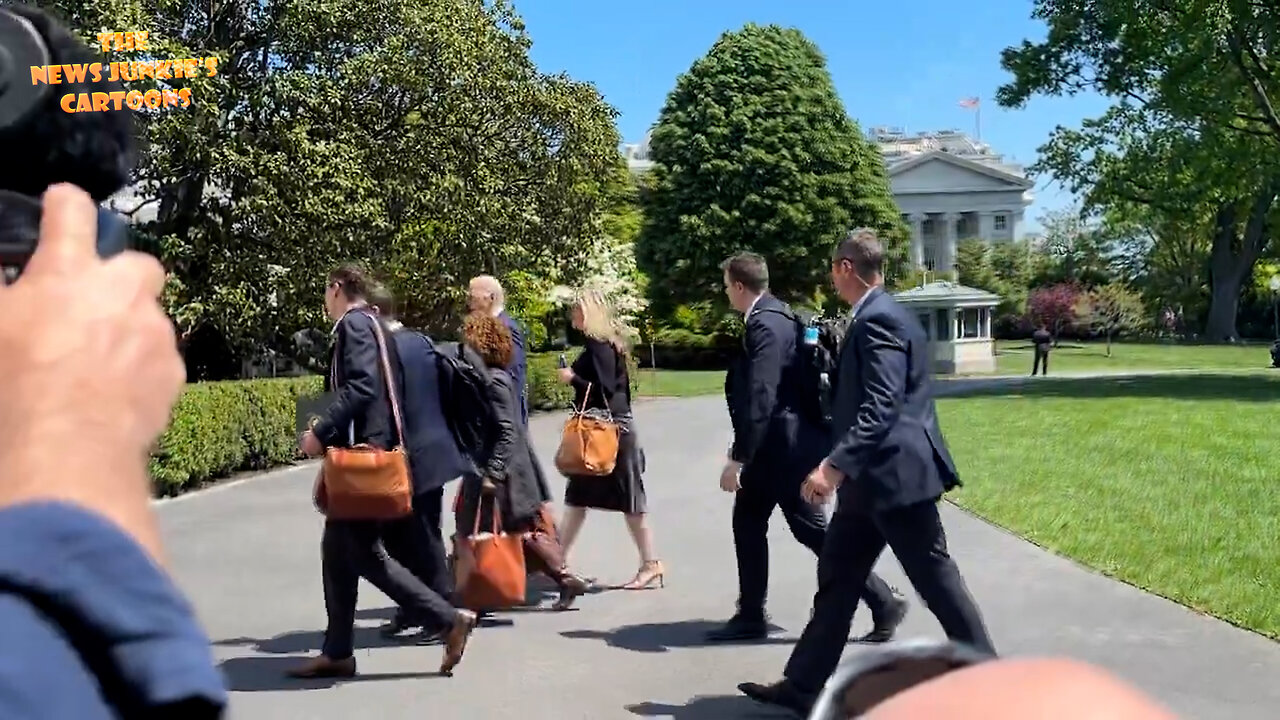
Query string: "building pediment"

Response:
xmin=888 ymin=151 xmax=1033 ymax=195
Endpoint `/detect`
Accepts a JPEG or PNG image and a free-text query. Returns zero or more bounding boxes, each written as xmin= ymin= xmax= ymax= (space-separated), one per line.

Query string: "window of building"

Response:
xmin=934 ymin=309 xmax=951 ymax=341
xmin=993 ymin=214 xmax=1008 ymax=231
xmin=961 ymin=308 xmax=982 ymax=339
xmin=918 ymin=313 xmax=932 ymax=340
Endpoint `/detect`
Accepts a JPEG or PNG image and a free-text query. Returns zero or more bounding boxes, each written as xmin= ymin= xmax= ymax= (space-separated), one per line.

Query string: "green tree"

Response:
xmin=41 ymin=0 xmax=621 ymax=377
xmin=637 ymin=23 xmax=906 ymax=313
xmin=997 ymin=0 xmax=1280 ymax=341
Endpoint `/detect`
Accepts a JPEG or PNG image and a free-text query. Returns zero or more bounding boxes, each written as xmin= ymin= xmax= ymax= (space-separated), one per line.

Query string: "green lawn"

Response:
xmin=634 ymin=368 xmax=725 ymax=398
xmin=992 ymin=340 xmax=1272 ymax=375
xmin=939 ymin=373 xmax=1280 ymax=638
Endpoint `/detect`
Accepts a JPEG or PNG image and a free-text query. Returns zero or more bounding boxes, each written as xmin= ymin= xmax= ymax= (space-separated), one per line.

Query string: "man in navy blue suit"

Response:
xmin=740 ymin=229 xmax=995 ymax=715
xmin=468 ymin=275 xmax=528 ymax=424
xmin=369 ymin=288 xmax=472 ymax=639
xmin=709 ymin=252 xmax=904 ymax=643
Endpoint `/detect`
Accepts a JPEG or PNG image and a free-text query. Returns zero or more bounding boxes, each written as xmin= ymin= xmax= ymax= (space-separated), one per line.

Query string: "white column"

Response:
xmin=909 ymin=213 xmax=926 ymax=270
xmin=1012 ymin=211 xmax=1025 ymax=242
xmin=941 ymin=212 xmax=960 ymax=279
xmin=984 ymin=307 xmax=992 ymax=338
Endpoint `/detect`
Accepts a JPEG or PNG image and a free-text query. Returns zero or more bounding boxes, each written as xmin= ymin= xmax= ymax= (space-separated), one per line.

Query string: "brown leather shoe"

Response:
xmin=287 ymin=655 xmax=356 ymax=679
xmin=439 ymin=610 xmax=478 ymax=676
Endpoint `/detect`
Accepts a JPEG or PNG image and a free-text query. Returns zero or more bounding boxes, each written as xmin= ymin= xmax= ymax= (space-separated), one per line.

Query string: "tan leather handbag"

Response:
xmin=453 ymin=496 xmax=527 ymax=610
xmin=317 ymin=314 xmax=413 ymax=520
xmin=554 ymin=382 xmax=621 ymax=477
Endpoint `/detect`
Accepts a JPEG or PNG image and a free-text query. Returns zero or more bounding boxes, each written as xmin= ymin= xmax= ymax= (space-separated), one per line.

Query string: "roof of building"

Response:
xmin=894 ymin=281 xmax=1001 ymax=305
xmin=886 ymin=149 xmax=1034 ymax=189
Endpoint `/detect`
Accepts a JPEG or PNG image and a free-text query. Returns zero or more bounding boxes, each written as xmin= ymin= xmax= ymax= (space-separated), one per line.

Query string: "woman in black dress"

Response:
xmin=556 ymin=289 xmax=664 ymax=590
xmin=457 ymin=313 xmax=590 ymax=610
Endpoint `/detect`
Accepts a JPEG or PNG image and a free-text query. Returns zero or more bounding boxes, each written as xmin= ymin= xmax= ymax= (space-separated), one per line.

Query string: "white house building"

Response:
xmin=622 ymin=126 xmax=1035 ymax=275
xmin=870 ymin=127 xmax=1035 ymax=275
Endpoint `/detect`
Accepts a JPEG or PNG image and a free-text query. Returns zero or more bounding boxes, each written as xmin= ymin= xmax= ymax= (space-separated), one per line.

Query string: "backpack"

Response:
xmin=758 ymin=307 xmax=848 ymax=428
xmin=433 ymin=341 xmax=496 ymax=464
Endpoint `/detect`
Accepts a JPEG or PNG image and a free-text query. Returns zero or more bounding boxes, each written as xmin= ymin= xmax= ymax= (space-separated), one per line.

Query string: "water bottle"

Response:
xmin=803 ymin=320 xmax=820 ymax=346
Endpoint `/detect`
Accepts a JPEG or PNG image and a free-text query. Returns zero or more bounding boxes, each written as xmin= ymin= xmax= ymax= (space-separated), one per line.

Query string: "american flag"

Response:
xmin=958 ymin=96 xmax=980 ymax=109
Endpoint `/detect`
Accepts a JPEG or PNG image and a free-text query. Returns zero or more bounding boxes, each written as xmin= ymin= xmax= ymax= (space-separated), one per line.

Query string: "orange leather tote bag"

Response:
xmin=318 ymin=315 xmax=413 ymax=521
xmin=553 ymin=382 xmax=620 ymax=477
xmin=453 ymin=496 xmax=527 ymax=610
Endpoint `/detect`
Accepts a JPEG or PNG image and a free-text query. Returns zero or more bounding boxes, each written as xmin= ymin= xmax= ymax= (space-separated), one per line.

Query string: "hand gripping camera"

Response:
xmin=0 ymin=4 xmax=134 ymax=282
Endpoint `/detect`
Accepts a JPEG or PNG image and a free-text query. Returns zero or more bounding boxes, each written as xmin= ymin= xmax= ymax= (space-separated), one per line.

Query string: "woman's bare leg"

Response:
xmin=559 ymin=505 xmax=587 ymax=558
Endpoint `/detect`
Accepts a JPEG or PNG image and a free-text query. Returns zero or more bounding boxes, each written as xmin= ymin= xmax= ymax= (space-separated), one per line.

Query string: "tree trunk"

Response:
xmin=1204 ymin=189 xmax=1275 ymax=341
xmin=1105 ymin=330 xmax=1113 ymax=357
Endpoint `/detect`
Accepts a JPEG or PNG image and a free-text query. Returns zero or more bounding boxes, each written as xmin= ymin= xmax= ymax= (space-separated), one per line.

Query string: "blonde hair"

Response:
xmin=574 ymin=288 xmax=628 ymax=353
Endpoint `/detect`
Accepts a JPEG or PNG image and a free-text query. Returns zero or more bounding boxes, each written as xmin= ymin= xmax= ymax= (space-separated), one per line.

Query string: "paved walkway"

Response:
xmin=159 ymin=395 xmax=1280 ymax=719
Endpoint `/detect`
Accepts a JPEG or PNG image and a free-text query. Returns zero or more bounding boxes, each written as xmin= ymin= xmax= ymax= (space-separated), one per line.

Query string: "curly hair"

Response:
xmin=462 ymin=312 xmax=513 ymax=369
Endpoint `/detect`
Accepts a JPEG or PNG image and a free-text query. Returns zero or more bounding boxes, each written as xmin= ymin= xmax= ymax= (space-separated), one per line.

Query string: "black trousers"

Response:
xmin=783 ymin=500 xmax=995 ymax=694
xmin=732 ymin=478 xmax=895 ymax=620
xmin=383 ymin=489 xmax=453 ymax=603
xmin=1032 ymin=348 xmax=1049 ymax=375
xmin=320 ymin=519 xmax=458 ymax=660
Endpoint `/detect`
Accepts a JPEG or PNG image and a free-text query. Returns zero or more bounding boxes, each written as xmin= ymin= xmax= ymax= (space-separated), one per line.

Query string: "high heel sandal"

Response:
xmin=620 ymin=560 xmax=665 ymax=590
xmin=552 ymin=573 xmax=590 ymax=611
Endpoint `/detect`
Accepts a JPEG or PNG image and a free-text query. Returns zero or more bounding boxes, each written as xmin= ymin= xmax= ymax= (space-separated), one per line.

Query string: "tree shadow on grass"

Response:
xmin=626 ymin=694 xmax=791 ymax=718
xmin=943 ymin=373 xmax=1280 ymax=403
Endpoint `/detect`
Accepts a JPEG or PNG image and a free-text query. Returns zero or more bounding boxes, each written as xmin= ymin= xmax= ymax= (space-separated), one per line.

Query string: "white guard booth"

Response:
xmin=893 ymin=281 xmax=1000 ymax=375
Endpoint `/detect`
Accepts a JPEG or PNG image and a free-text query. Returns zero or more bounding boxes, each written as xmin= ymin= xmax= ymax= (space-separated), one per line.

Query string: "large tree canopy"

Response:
xmin=997 ymin=0 xmax=1280 ymax=340
xmin=636 ymin=23 xmax=905 ymax=312
xmin=38 ymin=0 xmax=622 ymax=377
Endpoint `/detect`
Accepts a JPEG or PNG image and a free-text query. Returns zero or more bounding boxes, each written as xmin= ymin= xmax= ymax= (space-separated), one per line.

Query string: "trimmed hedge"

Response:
xmin=150 ymin=350 xmax=633 ymax=496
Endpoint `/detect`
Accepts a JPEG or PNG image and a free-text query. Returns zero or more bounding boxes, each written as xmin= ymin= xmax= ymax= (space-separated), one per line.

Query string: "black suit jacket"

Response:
xmin=388 ymin=327 xmax=471 ymax=495
xmin=828 ymin=288 xmax=960 ymax=511
xmin=498 ymin=312 xmax=529 ymax=423
xmin=570 ymin=337 xmax=631 ymax=416
xmin=313 ymin=308 xmax=402 ymax=451
xmin=725 ymin=294 xmax=827 ymax=484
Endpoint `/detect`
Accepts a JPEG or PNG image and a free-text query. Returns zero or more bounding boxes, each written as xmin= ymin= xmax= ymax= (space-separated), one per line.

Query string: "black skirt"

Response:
xmin=563 ymin=416 xmax=647 ymax=514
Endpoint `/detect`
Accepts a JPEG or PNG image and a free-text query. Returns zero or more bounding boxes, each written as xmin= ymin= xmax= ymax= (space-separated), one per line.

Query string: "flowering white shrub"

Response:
xmin=550 ymin=233 xmax=648 ymax=338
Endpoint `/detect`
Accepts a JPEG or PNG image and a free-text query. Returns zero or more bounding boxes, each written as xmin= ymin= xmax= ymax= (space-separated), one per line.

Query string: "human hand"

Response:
xmin=801 ymin=460 xmax=843 ymax=505
xmin=719 ymin=460 xmax=742 ymax=493
xmin=556 ymin=367 xmax=575 ymax=384
xmin=0 ymin=184 xmax=184 ymax=565
xmin=299 ymin=430 xmax=323 ymax=457
xmin=480 ymin=478 xmax=498 ymax=495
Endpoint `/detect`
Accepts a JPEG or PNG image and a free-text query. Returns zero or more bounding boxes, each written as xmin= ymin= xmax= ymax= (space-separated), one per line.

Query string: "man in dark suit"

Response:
xmin=739 ymin=230 xmax=995 ymax=715
xmin=368 ymin=287 xmax=473 ymax=639
xmin=469 ymin=275 xmax=528 ymax=423
xmin=709 ymin=252 xmax=906 ymax=643
xmin=292 ymin=265 xmax=476 ymax=679
xmin=1032 ymin=324 xmax=1052 ymax=376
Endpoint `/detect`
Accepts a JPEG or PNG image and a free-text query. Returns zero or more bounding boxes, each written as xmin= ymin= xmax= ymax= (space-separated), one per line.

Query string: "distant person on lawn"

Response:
xmin=1031 ymin=325 xmax=1052 ymax=376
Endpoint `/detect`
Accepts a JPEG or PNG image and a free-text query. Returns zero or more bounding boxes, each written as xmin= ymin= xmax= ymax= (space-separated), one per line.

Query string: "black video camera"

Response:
xmin=0 ymin=4 xmax=135 ymax=282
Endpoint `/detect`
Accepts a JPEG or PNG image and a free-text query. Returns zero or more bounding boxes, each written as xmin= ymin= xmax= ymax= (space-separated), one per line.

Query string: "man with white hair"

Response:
xmin=468 ymin=275 xmax=528 ymax=424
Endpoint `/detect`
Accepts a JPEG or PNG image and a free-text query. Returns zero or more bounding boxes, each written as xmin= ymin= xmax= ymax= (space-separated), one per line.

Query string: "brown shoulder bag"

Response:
xmin=554 ymin=382 xmax=621 ymax=477
xmin=317 ymin=314 xmax=413 ymax=520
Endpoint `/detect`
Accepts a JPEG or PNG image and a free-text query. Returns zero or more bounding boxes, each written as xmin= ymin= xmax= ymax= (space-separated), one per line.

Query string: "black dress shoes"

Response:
xmin=854 ymin=595 xmax=909 ymax=644
xmin=738 ymin=679 xmax=816 ymax=716
xmin=705 ymin=613 xmax=770 ymax=642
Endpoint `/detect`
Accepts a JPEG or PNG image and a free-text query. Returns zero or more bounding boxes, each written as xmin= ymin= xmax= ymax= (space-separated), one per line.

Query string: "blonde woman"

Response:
xmin=555 ymin=289 xmax=663 ymax=589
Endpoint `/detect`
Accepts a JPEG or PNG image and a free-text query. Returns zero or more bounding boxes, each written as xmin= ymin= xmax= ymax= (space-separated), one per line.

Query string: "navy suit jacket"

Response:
xmin=725 ymin=294 xmax=828 ymax=486
xmin=498 ymin=312 xmax=529 ymax=424
xmin=828 ymin=287 xmax=960 ymax=512
xmin=389 ymin=327 xmax=472 ymax=494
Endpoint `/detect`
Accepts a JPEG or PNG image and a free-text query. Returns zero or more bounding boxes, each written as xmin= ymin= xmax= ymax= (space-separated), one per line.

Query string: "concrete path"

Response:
xmin=159 ymin=395 xmax=1280 ymax=720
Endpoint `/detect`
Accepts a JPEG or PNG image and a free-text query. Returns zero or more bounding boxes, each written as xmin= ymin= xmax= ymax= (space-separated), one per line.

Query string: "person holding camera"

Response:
xmin=0 ymin=185 xmax=224 ymax=718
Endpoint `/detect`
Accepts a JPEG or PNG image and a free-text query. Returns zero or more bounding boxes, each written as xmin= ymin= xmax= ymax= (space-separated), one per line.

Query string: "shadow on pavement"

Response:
xmin=626 ymin=694 xmax=791 ymax=718
xmin=561 ymin=620 xmax=794 ymax=653
xmin=218 ymin=655 xmax=438 ymax=692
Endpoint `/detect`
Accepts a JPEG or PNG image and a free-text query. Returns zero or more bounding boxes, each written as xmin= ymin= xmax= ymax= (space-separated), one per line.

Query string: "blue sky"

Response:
xmin=518 ymin=0 xmax=1112 ymax=231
